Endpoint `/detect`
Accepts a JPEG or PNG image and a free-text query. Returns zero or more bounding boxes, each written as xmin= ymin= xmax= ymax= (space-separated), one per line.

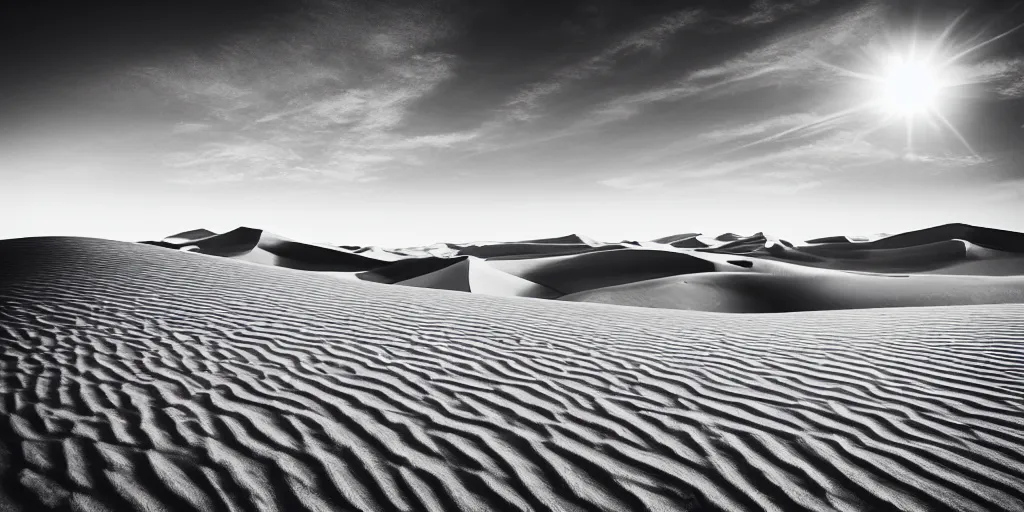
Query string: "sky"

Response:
xmin=2 ymin=0 xmax=1023 ymax=246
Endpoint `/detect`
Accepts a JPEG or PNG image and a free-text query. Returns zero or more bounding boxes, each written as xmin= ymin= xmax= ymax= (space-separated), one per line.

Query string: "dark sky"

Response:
xmin=2 ymin=0 xmax=1023 ymax=245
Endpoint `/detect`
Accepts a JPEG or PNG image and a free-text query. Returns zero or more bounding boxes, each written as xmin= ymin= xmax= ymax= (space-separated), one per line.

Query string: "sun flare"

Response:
xmin=736 ymin=11 xmax=1024 ymax=157
xmin=876 ymin=54 xmax=944 ymax=118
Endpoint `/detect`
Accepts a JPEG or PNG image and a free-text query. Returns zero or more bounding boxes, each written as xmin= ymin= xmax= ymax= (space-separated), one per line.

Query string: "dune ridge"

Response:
xmin=134 ymin=224 xmax=1024 ymax=312
xmin=1 ymin=237 xmax=1023 ymax=511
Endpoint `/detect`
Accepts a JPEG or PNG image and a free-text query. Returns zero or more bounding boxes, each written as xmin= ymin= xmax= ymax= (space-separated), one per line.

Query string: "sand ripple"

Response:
xmin=1 ymin=237 xmax=1023 ymax=511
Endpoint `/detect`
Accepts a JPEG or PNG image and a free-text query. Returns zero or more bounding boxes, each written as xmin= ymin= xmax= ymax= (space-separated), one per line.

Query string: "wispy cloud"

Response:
xmin=506 ymin=0 xmax=835 ymax=124
xmin=577 ymin=2 xmax=884 ymax=129
xmin=728 ymin=0 xmax=821 ymax=27
xmin=601 ymin=130 xmax=897 ymax=190
xmin=505 ymin=9 xmax=704 ymax=121
xmin=952 ymin=57 xmax=1024 ymax=98
xmin=697 ymin=113 xmax=822 ymax=142
xmin=137 ymin=2 xmax=482 ymax=184
xmin=901 ymin=153 xmax=990 ymax=167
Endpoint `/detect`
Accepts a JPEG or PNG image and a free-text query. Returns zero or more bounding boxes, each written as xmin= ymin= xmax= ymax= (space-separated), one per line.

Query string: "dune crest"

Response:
xmin=135 ymin=223 xmax=1024 ymax=312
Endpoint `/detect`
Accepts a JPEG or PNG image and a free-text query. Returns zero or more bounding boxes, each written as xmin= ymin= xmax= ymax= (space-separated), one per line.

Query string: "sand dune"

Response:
xmin=763 ymin=239 xmax=1024 ymax=275
xmin=162 ymin=228 xmax=218 ymax=244
xmin=395 ymin=257 xmax=561 ymax=298
xmin=512 ymin=234 xmax=596 ymax=244
xmin=487 ymin=248 xmax=716 ymax=294
xmin=561 ymin=268 xmax=1024 ymax=312
xmin=140 ymin=223 xmax=1024 ymax=310
xmin=150 ymin=227 xmax=391 ymax=272
xmin=2 ymin=236 xmax=1023 ymax=512
xmin=358 ymin=256 xmax=467 ymax=284
xmin=650 ymin=232 xmax=702 ymax=244
xmin=456 ymin=242 xmax=610 ymax=259
xmin=809 ymin=223 xmax=1024 ymax=253
xmin=670 ymin=237 xmax=710 ymax=248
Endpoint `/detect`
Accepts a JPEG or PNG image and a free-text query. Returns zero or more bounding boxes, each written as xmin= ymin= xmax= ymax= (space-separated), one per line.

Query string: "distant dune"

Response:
xmin=807 ymin=223 xmax=1024 ymax=253
xmin=512 ymin=233 xmax=596 ymax=245
xmin=145 ymin=227 xmax=390 ymax=272
xmin=161 ymin=228 xmax=218 ymax=244
xmin=395 ymin=257 xmax=561 ymax=298
xmin=2 ymin=236 xmax=1023 ymax=511
xmin=487 ymin=248 xmax=717 ymax=295
xmin=456 ymin=242 xmax=611 ymax=259
xmin=132 ymin=224 xmax=1024 ymax=311
xmin=650 ymin=232 xmax=702 ymax=244
xmin=560 ymin=269 xmax=1024 ymax=312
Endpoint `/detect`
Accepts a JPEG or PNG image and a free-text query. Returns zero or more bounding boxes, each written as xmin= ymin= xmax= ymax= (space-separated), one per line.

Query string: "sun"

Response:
xmin=733 ymin=10 xmax=1024 ymax=157
xmin=876 ymin=54 xmax=944 ymax=118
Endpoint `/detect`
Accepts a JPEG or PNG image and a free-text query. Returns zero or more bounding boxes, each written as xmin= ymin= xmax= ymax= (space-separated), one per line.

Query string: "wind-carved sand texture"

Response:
xmin=2 ymin=237 xmax=1024 ymax=511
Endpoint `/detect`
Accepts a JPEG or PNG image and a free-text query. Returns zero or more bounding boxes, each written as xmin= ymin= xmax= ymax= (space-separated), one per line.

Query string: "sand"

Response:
xmin=560 ymin=269 xmax=1024 ymax=312
xmin=135 ymin=224 xmax=1024 ymax=312
xmin=1 ymin=236 xmax=1023 ymax=512
xmin=395 ymin=257 xmax=561 ymax=298
xmin=145 ymin=228 xmax=390 ymax=272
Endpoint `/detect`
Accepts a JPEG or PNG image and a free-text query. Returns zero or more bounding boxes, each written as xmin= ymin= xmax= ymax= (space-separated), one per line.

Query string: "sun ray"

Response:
xmin=811 ymin=58 xmax=882 ymax=82
xmin=930 ymin=107 xmax=980 ymax=157
xmin=730 ymin=103 xmax=874 ymax=152
xmin=848 ymin=115 xmax=893 ymax=145
xmin=730 ymin=8 xmax=1015 ymax=161
xmin=906 ymin=116 xmax=914 ymax=153
xmin=942 ymin=19 xmax=1024 ymax=66
xmin=924 ymin=9 xmax=971 ymax=62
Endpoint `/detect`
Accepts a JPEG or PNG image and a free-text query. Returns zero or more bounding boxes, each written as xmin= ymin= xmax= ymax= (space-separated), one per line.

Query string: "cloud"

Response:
xmin=505 ymin=9 xmax=704 ymax=121
xmin=902 ymin=153 xmax=990 ymax=167
xmin=136 ymin=1 xmax=481 ymax=183
xmin=171 ymin=122 xmax=212 ymax=134
xmin=697 ymin=113 xmax=822 ymax=142
xmin=600 ymin=130 xmax=897 ymax=190
xmin=949 ymin=57 xmax=1024 ymax=98
xmin=728 ymin=0 xmax=821 ymax=27
xmin=505 ymin=0 xmax=836 ymax=123
xmin=579 ymin=2 xmax=884 ymax=127
xmin=163 ymin=140 xmax=303 ymax=183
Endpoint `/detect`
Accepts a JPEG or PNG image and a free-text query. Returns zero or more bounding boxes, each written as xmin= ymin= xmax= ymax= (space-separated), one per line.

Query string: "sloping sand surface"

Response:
xmin=650 ymin=232 xmax=702 ymax=244
xmin=485 ymin=244 xmax=624 ymax=261
xmin=513 ymin=234 xmax=596 ymax=245
xmin=358 ymin=256 xmax=467 ymax=284
xmin=456 ymin=242 xmax=605 ymax=259
xmin=162 ymin=229 xmax=218 ymax=244
xmin=812 ymin=223 xmax=1024 ymax=253
xmin=670 ymin=237 xmax=710 ymax=248
xmin=395 ymin=257 xmax=561 ymax=298
xmin=2 ymin=237 xmax=1023 ymax=512
xmin=560 ymin=269 xmax=1024 ymax=312
xmin=156 ymin=228 xmax=391 ymax=272
xmin=487 ymin=248 xmax=716 ymax=294
xmin=763 ymin=240 xmax=1024 ymax=275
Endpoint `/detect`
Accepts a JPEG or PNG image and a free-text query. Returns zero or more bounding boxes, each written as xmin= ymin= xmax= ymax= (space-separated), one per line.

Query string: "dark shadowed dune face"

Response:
xmin=358 ymin=255 xmax=468 ymax=284
xmin=669 ymin=237 xmax=709 ymax=248
xmin=487 ymin=248 xmax=718 ymax=294
xmin=650 ymin=232 xmax=702 ymax=244
xmin=560 ymin=271 xmax=1024 ymax=312
xmin=1 ymin=237 xmax=1024 ymax=512
xmin=162 ymin=228 xmax=217 ymax=244
xmin=455 ymin=242 xmax=608 ymax=259
xmin=814 ymin=223 xmax=1024 ymax=253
